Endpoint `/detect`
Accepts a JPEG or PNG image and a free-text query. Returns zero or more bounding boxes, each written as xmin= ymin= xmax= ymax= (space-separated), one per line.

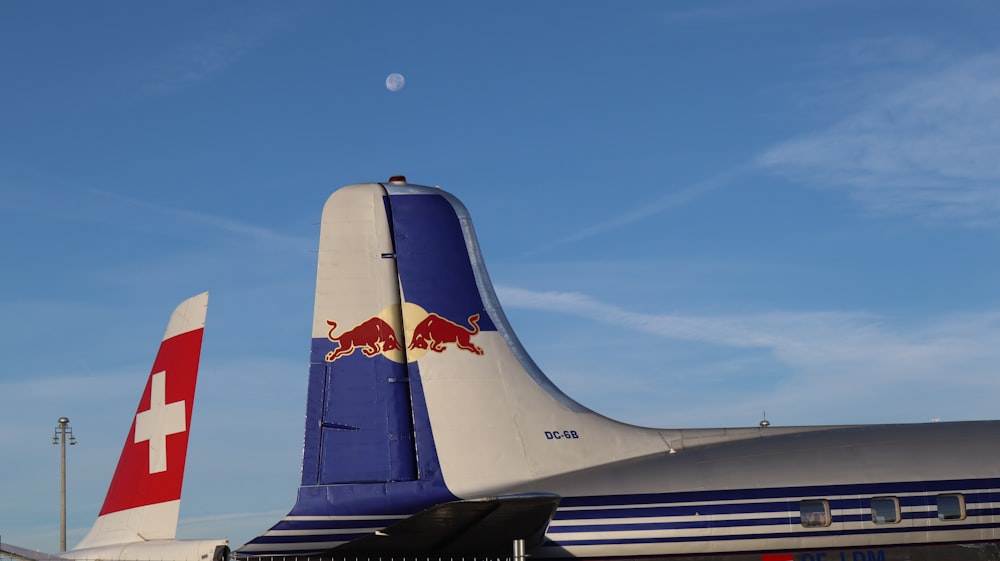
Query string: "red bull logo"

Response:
xmin=408 ymin=312 xmax=484 ymax=355
xmin=323 ymin=303 xmax=484 ymax=363
xmin=325 ymin=317 xmax=401 ymax=362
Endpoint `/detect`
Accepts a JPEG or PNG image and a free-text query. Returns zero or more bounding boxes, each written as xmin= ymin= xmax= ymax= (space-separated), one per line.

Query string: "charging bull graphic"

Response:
xmin=324 ymin=317 xmax=402 ymax=362
xmin=323 ymin=306 xmax=484 ymax=363
xmin=408 ymin=312 xmax=484 ymax=355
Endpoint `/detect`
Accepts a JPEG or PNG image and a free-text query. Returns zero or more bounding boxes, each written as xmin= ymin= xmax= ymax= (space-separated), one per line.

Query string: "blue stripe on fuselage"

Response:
xmin=556 ymin=477 xmax=1000 ymax=510
xmin=546 ymin=521 xmax=1000 ymax=547
xmin=543 ymin=477 xmax=1000 ymax=548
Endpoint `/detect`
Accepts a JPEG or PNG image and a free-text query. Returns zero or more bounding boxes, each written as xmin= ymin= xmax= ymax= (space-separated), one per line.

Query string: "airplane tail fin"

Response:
xmin=239 ymin=180 xmax=673 ymax=556
xmin=360 ymin=181 xmax=671 ymax=493
xmin=73 ymin=293 xmax=208 ymax=551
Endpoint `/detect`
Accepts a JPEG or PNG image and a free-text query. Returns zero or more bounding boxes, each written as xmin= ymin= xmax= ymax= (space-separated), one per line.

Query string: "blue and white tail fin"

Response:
xmin=239 ymin=179 xmax=677 ymax=557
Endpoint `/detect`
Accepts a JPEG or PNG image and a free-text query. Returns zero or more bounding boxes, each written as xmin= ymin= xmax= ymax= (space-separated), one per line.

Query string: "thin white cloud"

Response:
xmin=1 ymin=174 xmax=309 ymax=248
xmin=757 ymin=52 xmax=1000 ymax=226
xmin=160 ymin=204 xmax=310 ymax=247
xmin=662 ymin=0 xmax=844 ymax=22
xmin=498 ymin=285 xmax=879 ymax=362
xmin=496 ymin=285 xmax=1000 ymax=423
xmin=530 ymin=167 xmax=743 ymax=255
xmin=143 ymin=10 xmax=295 ymax=94
xmin=89 ymin=188 xmax=311 ymax=247
xmin=824 ymin=35 xmax=936 ymax=67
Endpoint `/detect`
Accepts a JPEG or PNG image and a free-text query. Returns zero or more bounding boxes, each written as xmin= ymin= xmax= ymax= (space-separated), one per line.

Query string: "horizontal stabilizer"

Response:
xmin=333 ymin=493 xmax=561 ymax=556
xmin=0 ymin=543 xmax=73 ymax=561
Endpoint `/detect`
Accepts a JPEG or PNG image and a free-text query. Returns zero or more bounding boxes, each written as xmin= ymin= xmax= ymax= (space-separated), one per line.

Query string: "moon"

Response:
xmin=385 ymin=73 xmax=405 ymax=92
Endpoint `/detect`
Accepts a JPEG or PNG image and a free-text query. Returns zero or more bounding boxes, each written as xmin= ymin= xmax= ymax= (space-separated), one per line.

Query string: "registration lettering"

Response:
xmin=544 ymin=430 xmax=579 ymax=440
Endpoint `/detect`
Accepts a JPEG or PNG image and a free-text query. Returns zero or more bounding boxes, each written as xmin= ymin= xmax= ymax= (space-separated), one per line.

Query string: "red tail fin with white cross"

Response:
xmin=2 ymin=294 xmax=229 ymax=560
xmin=74 ymin=292 xmax=208 ymax=550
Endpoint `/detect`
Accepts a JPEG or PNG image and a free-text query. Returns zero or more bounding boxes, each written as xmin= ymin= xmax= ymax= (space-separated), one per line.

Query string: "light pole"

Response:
xmin=52 ymin=417 xmax=76 ymax=552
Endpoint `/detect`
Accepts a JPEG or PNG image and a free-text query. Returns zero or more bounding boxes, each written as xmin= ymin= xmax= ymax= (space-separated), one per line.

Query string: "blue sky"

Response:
xmin=3 ymin=0 xmax=1000 ymax=553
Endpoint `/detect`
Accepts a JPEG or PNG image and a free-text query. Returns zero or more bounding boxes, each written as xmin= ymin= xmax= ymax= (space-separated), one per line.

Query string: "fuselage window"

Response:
xmin=871 ymin=496 xmax=900 ymax=524
xmin=937 ymin=493 xmax=966 ymax=521
xmin=800 ymin=499 xmax=831 ymax=527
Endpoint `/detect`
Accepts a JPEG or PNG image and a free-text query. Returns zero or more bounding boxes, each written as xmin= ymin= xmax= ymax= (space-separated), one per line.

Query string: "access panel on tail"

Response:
xmin=3 ymin=293 xmax=230 ymax=561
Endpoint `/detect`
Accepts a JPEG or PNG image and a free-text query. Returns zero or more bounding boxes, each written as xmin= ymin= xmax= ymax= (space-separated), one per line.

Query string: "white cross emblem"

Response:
xmin=134 ymin=371 xmax=186 ymax=474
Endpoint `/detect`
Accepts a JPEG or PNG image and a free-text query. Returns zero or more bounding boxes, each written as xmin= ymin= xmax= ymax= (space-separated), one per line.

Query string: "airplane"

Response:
xmin=2 ymin=293 xmax=231 ymax=561
xmin=236 ymin=177 xmax=1000 ymax=561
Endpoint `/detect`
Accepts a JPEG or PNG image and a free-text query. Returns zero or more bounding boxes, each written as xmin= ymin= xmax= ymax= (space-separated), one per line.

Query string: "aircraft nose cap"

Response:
xmin=388 ymin=175 xmax=407 ymax=185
